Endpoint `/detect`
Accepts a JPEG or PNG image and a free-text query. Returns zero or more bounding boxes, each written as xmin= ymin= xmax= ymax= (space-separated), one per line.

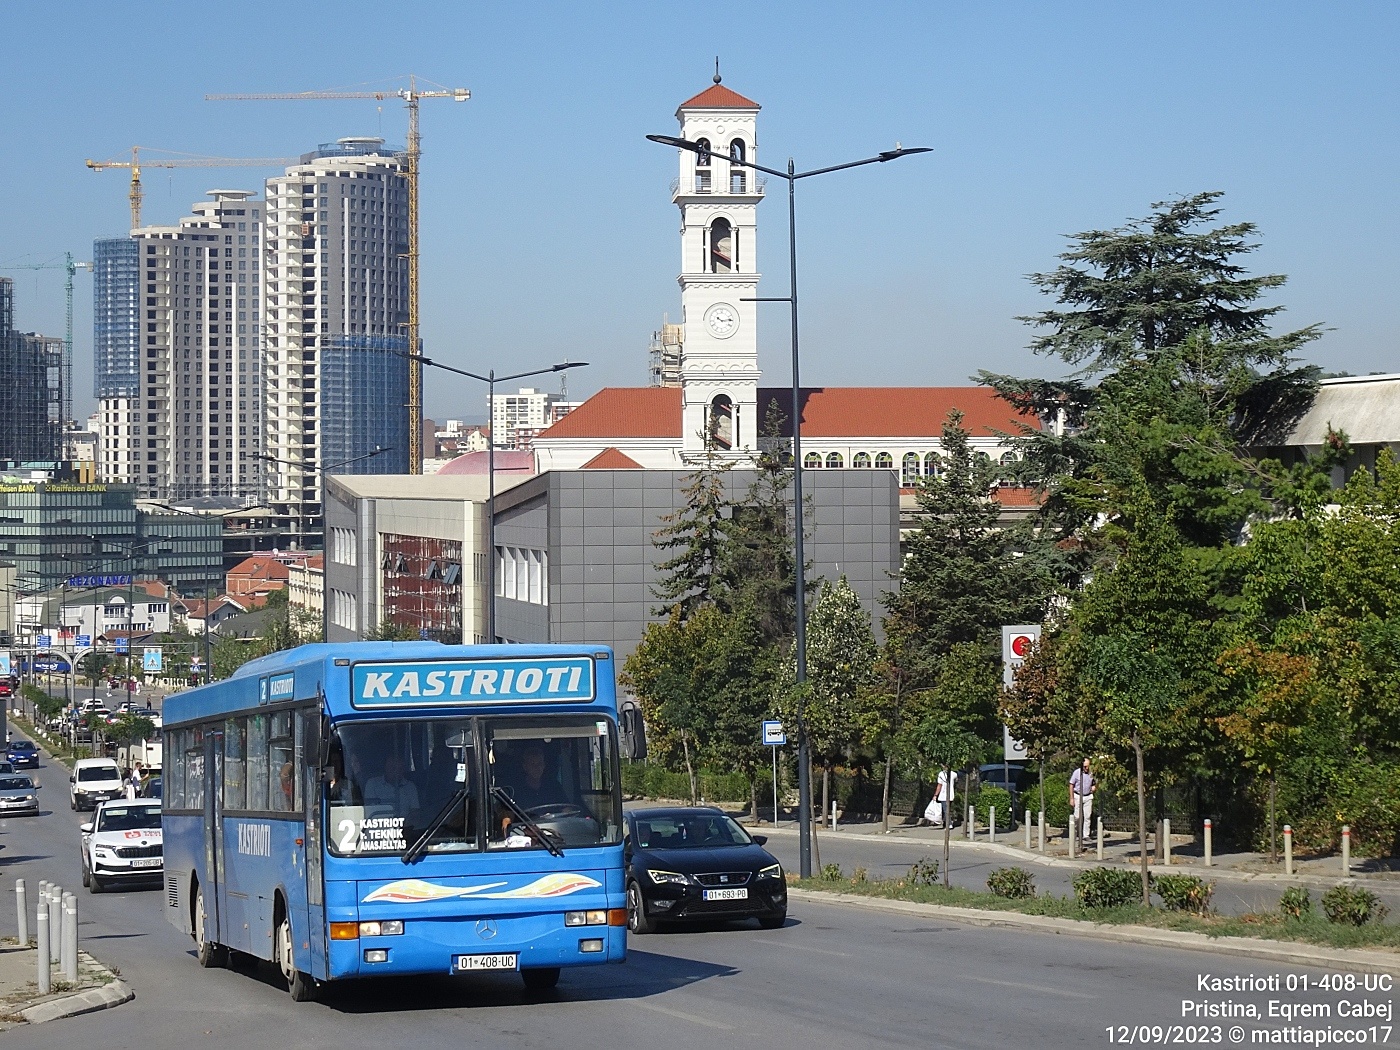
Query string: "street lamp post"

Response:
xmin=259 ymin=446 xmax=392 ymax=643
xmin=646 ymin=133 xmax=930 ymax=877
xmin=390 ymin=354 xmax=587 ymax=644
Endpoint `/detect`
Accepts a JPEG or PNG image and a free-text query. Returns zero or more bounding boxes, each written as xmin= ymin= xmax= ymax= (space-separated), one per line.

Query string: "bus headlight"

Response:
xmin=565 ymin=910 xmax=608 ymax=926
xmin=358 ymin=921 xmax=403 ymax=936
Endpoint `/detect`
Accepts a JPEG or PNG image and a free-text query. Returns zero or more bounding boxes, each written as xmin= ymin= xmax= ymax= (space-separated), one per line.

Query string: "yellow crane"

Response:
xmin=85 ymin=146 xmax=298 ymax=230
xmin=206 ymin=77 xmax=470 ymax=474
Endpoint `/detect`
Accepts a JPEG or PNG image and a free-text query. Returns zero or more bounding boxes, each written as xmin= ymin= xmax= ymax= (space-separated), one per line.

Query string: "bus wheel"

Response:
xmin=522 ymin=967 xmax=561 ymax=992
xmin=277 ymin=912 xmax=316 ymax=1002
xmin=193 ymin=886 xmax=228 ymax=968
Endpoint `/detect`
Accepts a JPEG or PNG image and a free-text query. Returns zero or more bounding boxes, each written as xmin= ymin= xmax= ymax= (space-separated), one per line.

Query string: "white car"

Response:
xmin=70 ymin=758 xmax=125 ymax=811
xmin=81 ymin=799 xmax=163 ymax=893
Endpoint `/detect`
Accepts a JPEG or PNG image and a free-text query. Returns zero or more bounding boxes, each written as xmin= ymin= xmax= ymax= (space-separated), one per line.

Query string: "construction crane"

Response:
xmin=85 ymin=146 xmax=298 ymax=230
xmin=206 ymin=77 xmax=471 ymax=474
xmin=0 ymin=253 xmax=93 ymax=453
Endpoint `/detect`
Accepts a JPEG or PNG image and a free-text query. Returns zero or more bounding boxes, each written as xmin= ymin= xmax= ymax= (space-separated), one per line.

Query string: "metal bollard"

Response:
xmin=61 ymin=893 xmax=78 ymax=983
xmin=47 ymin=885 xmax=61 ymax=963
xmin=35 ymin=902 xmax=50 ymax=995
xmin=1341 ymin=825 xmax=1351 ymax=877
xmin=1038 ymin=810 xmax=1045 ymax=853
xmin=1204 ymin=818 xmax=1213 ymax=867
xmin=1283 ymin=824 xmax=1293 ymax=876
xmin=1069 ymin=816 xmax=1077 ymax=857
xmin=1024 ymin=809 xmax=1032 ymax=850
xmin=1097 ymin=816 xmax=1104 ymax=861
xmin=16 ymin=879 xmax=28 ymax=946
xmin=966 ymin=804 xmax=973 ymax=840
xmin=1163 ymin=818 xmax=1171 ymax=865
xmin=989 ymin=807 xmax=996 ymax=844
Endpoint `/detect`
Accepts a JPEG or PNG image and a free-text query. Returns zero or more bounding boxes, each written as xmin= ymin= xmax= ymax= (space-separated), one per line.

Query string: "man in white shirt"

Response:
xmin=1069 ymin=757 xmax=1096 ymax=846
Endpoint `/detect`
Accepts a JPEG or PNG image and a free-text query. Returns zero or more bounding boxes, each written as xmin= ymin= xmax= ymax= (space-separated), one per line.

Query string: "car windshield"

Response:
xmin=485 ymin=717 xmax=623 ymax=851
xmin=0 ymin=777 xmax=33 ymax=791
xmin=96 ymin=805 xmax=161 ymax=832
xmin=633 ymin=813 xmax=752 ymax=848
xmin=78 ymin=766 xmax=119 ymax=782
xmin=328 ymin=719 xmax=480 ymax=857
xmin=10 ymin=742 xmax=34 ymax=752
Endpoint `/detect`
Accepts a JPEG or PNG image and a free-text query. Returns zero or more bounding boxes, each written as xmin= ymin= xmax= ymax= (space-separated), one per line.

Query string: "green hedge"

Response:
xmin=621 ymin=762 xmax=751 ymax=803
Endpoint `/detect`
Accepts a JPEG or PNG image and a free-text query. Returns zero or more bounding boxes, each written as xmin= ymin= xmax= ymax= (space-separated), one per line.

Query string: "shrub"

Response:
xmin=1278 ymin=886 xmax=1312 ymax=920
xmin=1041 ymin=771 xmax=1072 ymax=829
xmin=907 ymin=857 xmax=940 ymax=886
xmin=974 ymin=786 xmax=1014 ymax=827
xmin=1321 ymin=884 xmax=1389 ymax=927
xmin=986 ymin=867 xmax=1036 ymax=899
xmin=1155 ymin=874 xmax=1214 ymax=914
xmin=1072 ymin=867 xmax=1143 ymax=910
xmin=851 ymin=866 xmax=869 ymax=885
xmin=820 ymin=863 xmax=843 ymax=882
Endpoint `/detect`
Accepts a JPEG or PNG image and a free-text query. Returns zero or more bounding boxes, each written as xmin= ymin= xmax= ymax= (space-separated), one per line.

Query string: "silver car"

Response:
xmin=0 ymin=774 xmax=41 ymax=816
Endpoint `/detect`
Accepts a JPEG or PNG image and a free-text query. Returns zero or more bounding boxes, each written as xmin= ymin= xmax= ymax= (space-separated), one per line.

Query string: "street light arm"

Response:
xmin=399 ymin=351 xmax=588 ymax=388
xmin=793 ymin=147 xmax=933 ymax=181
xmin=645 ymin=134 xmax=791 ymax=180
xmin=495 ymin=361 xmax=588 ymax=385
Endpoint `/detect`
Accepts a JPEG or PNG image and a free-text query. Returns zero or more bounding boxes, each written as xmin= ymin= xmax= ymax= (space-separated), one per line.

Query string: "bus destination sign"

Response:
xmin=351 ymin=657 xmax=595 ymax=708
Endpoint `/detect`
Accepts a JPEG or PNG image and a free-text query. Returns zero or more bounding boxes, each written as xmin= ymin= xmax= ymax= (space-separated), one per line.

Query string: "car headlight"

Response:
xmin=759 ymin=863 xmax=783 ymax=879
xmin=22 ymin=795 xmax=34 ymax=802
xmin=646 ymin=869 xmax=689 ymax=886
xmin=94 ymin=847 xmax=114 ymax=857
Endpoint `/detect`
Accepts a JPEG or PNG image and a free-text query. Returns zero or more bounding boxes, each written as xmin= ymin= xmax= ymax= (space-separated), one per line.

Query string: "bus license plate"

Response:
xmin=704 ymin=888 xmax=748 ymax=901
xmin=455 ymin=953 xmax=518 ymax=972
xmin=130 ymin=859 xmax=162 ymax=869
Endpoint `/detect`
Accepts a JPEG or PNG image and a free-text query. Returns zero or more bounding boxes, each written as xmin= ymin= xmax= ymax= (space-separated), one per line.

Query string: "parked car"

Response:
xmin=70 ymin=758 xmax=125 ymax=811
xmin=80 ymin=799 xmax=163 ymax=892
xmin=141 ymin=775 xmax=162 ymax=800
xmin=977 ymin=762 xmax=1036 ymax=820
xmin=0 ymin=774 xmax=40 ymax=816
xmin=624 ymin=807 xmax=787 ymax=933
xmin=6 ymin=739 xmax=39 ymax=769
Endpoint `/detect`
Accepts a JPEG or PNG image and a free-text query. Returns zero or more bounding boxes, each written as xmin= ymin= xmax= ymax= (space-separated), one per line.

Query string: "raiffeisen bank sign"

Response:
xmin=350 ymin=657 xmax=596 ymax=708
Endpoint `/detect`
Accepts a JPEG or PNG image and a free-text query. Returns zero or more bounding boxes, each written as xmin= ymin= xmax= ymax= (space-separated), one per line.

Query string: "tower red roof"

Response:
xmin=677 ymin=83 xmax=761 ymax=112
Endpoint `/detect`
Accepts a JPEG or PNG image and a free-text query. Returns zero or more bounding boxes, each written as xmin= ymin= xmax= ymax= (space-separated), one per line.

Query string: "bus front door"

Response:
xmin=202 ymin=730 xmax=225 ymax=947
xmin=301 ymin=710 xmax=326 ymax=978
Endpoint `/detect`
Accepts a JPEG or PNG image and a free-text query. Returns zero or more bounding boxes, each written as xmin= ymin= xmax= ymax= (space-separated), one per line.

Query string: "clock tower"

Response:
xmin=671 ymin=73 xmax=763 ymax=456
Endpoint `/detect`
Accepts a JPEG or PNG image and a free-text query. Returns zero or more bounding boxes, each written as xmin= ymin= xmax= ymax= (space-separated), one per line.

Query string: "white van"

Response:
xmin=70 ymin=758 xmax=124 ymax=811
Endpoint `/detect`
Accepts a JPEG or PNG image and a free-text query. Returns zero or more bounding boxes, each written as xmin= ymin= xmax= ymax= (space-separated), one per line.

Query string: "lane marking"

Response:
xmin=958 ymin=974 xmax=1096 ymax=1000
xmin=635 ymin=999 xmax=735 ymax=1030
xmin=751 ymin=938 xmax=850 ymax=958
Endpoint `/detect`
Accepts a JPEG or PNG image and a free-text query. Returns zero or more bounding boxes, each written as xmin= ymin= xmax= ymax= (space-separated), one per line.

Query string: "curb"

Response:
xmin=787 ymin=889 xmax=1400 ymax=975
xmin=20 ymin=979 xmax=133 ymax=1024
xmin=764 ymin=825 xmax=1394 ymax=891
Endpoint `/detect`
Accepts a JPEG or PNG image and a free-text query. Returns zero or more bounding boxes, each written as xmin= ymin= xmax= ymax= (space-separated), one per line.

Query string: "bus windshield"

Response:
xmin=328 ymin=719 xmax=479 ymax=856
xmin=325 ymin=714 xmax=622 ymax=856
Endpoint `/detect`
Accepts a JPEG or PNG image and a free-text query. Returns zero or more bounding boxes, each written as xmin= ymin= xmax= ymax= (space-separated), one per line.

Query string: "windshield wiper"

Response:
xmin=491 ymin=786 xmax=564 ymax=857
xmin=401 ymin=785 xmax=470 ymax=865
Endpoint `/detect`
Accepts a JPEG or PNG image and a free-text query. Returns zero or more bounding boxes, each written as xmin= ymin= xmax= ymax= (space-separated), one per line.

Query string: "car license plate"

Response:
xmin=703 ymin=888 xmax=748 ymax=901
xmin=454 ymin=953 xmax=518 ymax=972
xmin=131 ymin=858 xmax=162 ymax=869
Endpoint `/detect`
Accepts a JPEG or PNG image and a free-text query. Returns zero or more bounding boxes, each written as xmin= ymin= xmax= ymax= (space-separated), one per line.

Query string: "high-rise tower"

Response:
xmin=671 ymin=76 xmax=763 ymax=456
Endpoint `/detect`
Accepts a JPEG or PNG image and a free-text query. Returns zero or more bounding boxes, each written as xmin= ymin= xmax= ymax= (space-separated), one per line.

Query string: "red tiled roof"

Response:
xmin=436 ymin=450 xmax=537 ymax=476
xmin=538 ymin=388 xmax=683 ymax=440
xmin=677 ymin=83 xmax=761 ymax=111
xmin=227 ymin=554 xmax=293 ymax=582
xmin=581 ymin=447 xmax=643 ymax=470
xmin=991 ymin=487 xmax=1043 ymax=508
xmin=759 ymin=387 xmax=1038 ymax=439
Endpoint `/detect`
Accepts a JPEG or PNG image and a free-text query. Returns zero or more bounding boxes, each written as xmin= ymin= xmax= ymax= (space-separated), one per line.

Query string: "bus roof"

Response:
xmin=163 ymin=641 xmax=617 ymax=727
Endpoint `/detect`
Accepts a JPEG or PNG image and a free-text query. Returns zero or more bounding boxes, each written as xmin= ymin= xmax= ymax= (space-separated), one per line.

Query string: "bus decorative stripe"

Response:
xmin=350 ymin=658 xmax=595 ymax=708
xmin=362 ymin=873 xmax=602 ymax=904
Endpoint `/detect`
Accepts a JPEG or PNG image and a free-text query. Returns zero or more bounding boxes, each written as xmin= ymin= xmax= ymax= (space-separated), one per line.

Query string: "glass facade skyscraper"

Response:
xmin=0 ymin=277 xmax=63 ymax=465
xmin=320 ymin=334 xmax=411 ymax=476
xmin=92 ymin=238 xmax=140 ymax=398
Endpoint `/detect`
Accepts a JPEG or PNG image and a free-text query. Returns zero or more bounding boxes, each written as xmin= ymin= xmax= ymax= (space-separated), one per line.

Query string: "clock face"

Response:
xmin=705 ymin=303 xmax=739 ymax=339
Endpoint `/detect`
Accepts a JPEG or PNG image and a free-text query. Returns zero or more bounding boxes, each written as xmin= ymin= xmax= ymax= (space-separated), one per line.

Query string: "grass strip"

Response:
xmin=791 ymin=877 xmax=1400 ymax=952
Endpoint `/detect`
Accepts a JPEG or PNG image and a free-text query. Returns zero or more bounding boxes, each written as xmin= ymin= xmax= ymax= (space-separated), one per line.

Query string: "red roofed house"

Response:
xmin=225 ymin=552 xmax=316 ymax=600
xmin=533 ymin=77 xmax=1037 ymax=481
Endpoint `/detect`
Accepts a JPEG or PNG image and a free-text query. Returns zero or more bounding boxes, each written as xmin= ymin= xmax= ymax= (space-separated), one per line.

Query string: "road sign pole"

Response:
xmin=772 ymin=743 xmax=779 ymax=827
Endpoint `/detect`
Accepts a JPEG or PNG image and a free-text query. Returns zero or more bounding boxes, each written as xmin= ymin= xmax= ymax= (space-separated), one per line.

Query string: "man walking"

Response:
xmin=1069 ymin=757 xmax=1096 ymax=847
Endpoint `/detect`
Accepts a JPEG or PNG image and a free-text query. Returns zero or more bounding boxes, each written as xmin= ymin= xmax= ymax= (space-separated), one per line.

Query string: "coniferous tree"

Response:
xmin=651 ymin=438 xmax=734 ymax=621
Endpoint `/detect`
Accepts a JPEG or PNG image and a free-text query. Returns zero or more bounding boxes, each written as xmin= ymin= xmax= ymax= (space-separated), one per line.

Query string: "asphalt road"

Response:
xmin=2 ymin=753 xmax=1392 ymax=1049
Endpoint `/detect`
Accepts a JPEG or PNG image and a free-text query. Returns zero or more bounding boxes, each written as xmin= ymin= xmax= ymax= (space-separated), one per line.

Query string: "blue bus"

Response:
xmin=162 ymin=642 xmax=627 ymax=1000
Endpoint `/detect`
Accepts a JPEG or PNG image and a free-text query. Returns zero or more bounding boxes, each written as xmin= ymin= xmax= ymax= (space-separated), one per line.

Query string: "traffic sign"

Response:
xmin=143 ymin=647 xmax=163 ymax=673
xmin=76 ymin=634 xmax=92 ymax=648
xmin=762 ymin=720 xmax=786 ymax=746
xmin=37 ymin=635 xmax=53 ymax=649
xmin=114 ymin=638 xmax=129 ymax=654
xmin=0 ymin=651 xmax=9 ymax=677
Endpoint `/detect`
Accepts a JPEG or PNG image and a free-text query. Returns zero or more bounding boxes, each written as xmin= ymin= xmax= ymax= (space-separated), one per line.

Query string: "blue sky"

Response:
xmin=2 ymin=1 xmax=1396 ymax=421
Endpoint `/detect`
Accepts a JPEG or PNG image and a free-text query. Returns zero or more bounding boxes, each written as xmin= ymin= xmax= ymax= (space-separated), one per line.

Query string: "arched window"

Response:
xmin=709 ymin=218 xmax=733 ymax=273
xmin=999 ymin=450 xmax=1018 ymax=465
xmin=902 ymin=453 xmax=921 ymax=485
xmin=729 ymin=139 xmax=747 ymax=193
xmin=803 ymin=452 xmax=823 ymax=469
xmin=695 ymin=138 xmax=712 ymax=167
xmin=874 ymin=452 xmax=893 ymax=470
xmin=924 ymin=452 xmax=941 ymax=477
xmin=694 ymin=138 xmax=712 ymax=192
xmin=708 ymin=394 xmax=733 ymax=451
xmin=853 ymin=452 xmax=871 ymax=468
xmin=826 ymin=452 xmax=844 ymax=469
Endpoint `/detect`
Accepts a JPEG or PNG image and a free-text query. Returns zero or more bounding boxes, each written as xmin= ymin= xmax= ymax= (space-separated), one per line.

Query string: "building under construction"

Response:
xmin=649 ymin=316 xmax=683 ymax=387
xmin=0 ymin=277 xmax=63 ymax=464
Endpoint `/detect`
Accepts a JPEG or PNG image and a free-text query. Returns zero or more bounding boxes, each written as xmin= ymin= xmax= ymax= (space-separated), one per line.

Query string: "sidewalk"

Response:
xmin=0 ymin=942 xmax=132 ymax=1029
xmin=752 ymin=815 xmax=1398 ymax=890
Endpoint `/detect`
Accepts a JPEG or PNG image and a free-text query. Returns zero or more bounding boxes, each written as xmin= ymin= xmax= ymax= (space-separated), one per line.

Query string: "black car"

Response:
xmin=6 ymin=740 xmax=39 ymax=769
xmin=624 ymin=807 xmax=787 ymax=933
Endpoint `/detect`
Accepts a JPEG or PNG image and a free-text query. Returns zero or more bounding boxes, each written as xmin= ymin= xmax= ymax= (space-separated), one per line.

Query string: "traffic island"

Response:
xmin=0 ymin=942 xmax=132 ymax=1029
